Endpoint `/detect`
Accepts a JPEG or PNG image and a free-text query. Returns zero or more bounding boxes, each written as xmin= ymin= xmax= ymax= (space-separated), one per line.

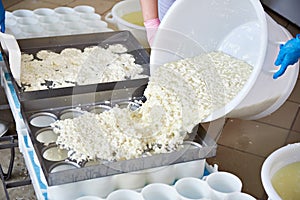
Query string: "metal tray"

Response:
xmin=1 ymin=30 xmax=219 ymax=187
xmin=0 ymin=31 xmax=150 ymax=102
xmin=20 ymin=89 xmax=217 ymax=186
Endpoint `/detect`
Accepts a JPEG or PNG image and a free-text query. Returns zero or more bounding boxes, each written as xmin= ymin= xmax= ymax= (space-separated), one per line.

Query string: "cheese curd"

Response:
xmin=51 ymin=51 xmax=253 ymax=162
xmin=21 ymin=44 xmax=146 ymax=91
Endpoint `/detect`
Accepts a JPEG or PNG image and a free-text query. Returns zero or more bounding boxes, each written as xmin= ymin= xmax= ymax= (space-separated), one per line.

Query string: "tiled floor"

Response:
xmin=0 ymin=0 xmax=300 ymax=200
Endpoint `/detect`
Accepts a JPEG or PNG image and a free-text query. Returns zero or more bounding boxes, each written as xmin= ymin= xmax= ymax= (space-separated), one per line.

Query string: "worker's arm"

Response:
xmin=140 ymin=0 xmax=159 ymax=21
xmin=139 ymin=0 xmax=160 ymax=46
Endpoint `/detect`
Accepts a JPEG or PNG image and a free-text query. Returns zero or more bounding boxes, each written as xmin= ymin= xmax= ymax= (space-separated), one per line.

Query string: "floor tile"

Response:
xmin=40 ymin=0 xmax=75 ymax=6
xmin=256 ymin=100 xmax=299 ymax=129
xmin=6 ymin=0 xmax=59 ymax=11
xmin=0 ymin=87 xmax=8 ymax=105
xmin=286 ymin=131 xmax=300 ymax=144
xmin=0 ymin=147 xmax=36 ymax=199
xmin=200 ymin=118 xmax=227 ymax=141
xmin=289 ymin=80 xmax=300 ymax=103
xmin=0 ymin=109 xmax=14 ymax=125
xmin=207 ymin=145 xmax=266 ymax=199
xmin=262 ymin=192 xmax=268 ymax=200
xmin=218 ymin=119 xmax=289 ymax=157
xmin=66 ymin=0 xmax=118 ymax=15
xmin=286 ymin=23 xmax=300 ymax=37
xmin=264 ymin=8 xmax=289 ymax=28
xmin=2 ymin=0 xmax=23 ymax=9
xmin=200 ymin=122 xmax=209 ymax=131
xmin=292 ymin=111 xmax=300 ymax=132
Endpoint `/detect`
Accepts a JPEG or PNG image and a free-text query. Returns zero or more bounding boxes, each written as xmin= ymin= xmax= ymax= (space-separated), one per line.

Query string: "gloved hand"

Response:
xmin=144 ymin=18 xmax=160 ymax=46
xmin=0 ymin=0 xmax=5 ymax=33
xmin=273 ymin=34 xmax=300 ymax=79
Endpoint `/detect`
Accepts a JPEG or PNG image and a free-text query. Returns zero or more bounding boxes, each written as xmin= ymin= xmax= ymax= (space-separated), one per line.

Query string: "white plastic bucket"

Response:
xmin=105 ymin=0 xmax=148 ymax=48
xmin=151 ymin=0 xmax=299 ymax=122
xmin=261 ymin=143 xmax=300 ymax=200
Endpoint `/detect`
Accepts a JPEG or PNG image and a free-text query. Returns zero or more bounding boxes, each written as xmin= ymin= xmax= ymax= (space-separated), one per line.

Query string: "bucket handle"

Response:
xmin=105 ymin=12 xmax=116 ymax=24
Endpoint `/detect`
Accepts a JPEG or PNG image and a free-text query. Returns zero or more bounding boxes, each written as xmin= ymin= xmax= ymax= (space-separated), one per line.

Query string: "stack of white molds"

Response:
xmin=47 ymin=160 xmax=207 ymax=200
xmin=72 ymin=172 xmax=256 ymax=200
xmin=5 ymin=5 xmax=113 ymax=39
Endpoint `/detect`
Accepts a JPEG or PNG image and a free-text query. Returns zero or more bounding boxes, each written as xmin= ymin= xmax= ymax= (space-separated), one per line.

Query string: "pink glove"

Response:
xmin=144 ymin=18 xmax=160 ymax=46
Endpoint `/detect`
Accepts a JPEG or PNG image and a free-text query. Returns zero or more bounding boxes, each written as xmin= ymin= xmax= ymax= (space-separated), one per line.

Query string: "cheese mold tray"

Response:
xmin=20 ymin=91 xmax=218 ymax=187
xmin=0 ymin=31 xmax=150 ymax=102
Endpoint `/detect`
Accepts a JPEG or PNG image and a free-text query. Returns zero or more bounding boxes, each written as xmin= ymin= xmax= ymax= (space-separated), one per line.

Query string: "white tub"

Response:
xmin=105 ymin=0 xmax=148 ymax=48
xmin=150 ymin=0 xmax=298 ymax=121
xmin=261 ymin=143 xmax=300 ymax=200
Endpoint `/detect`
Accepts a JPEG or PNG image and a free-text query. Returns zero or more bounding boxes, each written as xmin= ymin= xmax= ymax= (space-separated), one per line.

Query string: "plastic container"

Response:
xmin=141 ymin=183 xmax=180 ymax=200
xmin=105 ymin=0 xmax=148 ymax=48
xmin=80 ymin=13 xmax=101 ymax=22
xmin=5 ymin=6 xmax=110 ymax=39
xmin=54 ymin=7 xmax=75 ymax=15
xmin=38 ymin=15 xmax=60 ymax=27
xmin=107 ymin=189 xmax=143 ymax=200
xmin=174 ymin=178 xmax=212 ymax=200
xmin=44 ymin=24 xmax=65 ymax=37
xmin=74 ymin=5 xmax=95 ymax=14
xmin=12 ymin=9 xmax=34 ymax=18
xmin=17 ymin=17 xmax=38 ymax=28
xmin=33 ymin=8 xmax=55 ymax=17
xmin=76 ymin=196 xmax=104 ymax=200
xmin=114 ymin=171 xmax=146 ymax=189
xmin=145 ymin=166 xmax=176 ymax=185
xmin=261 ymin=143 xmax=300 ymax=200
xmin=61 ymin=13 xmax=81 ymax=24
xmin=150 ymin=0 xmax=299 ymax=122
xmin=175 ymin=160 xmax=206 ymax=180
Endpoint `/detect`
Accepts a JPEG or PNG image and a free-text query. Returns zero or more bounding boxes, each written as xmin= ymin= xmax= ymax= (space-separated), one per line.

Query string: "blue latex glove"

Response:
xmin=0 ymin=0 xmax=5 ymax=33
xmin=273 ymin=34 xmax=300 ymax=79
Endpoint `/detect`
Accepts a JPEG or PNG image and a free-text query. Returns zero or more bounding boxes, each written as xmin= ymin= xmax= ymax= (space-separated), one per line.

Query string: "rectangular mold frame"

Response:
xmin=0 ymin=31 xmax=150 ymax=102
xmin=19 ymin=81 xmax=221 ymax=187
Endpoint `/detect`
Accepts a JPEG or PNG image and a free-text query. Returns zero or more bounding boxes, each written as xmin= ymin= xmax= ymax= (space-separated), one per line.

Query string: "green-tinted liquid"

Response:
xmin=121 ymin=11 xmax=144 ymax=27
xmin=271 ymin=161 xmax=300 ymax=200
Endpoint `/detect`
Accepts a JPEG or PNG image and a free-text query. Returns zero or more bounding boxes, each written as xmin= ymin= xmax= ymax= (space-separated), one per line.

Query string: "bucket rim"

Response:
xmin=110 ymin=0 xmax=145 ymax=31
xmin=261 ymin=143 xmax=300 ymax=200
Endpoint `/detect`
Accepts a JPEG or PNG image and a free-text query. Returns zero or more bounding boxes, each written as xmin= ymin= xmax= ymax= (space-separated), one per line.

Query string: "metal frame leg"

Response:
xmin=0 ymin=135 xmax=31 ymax=200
